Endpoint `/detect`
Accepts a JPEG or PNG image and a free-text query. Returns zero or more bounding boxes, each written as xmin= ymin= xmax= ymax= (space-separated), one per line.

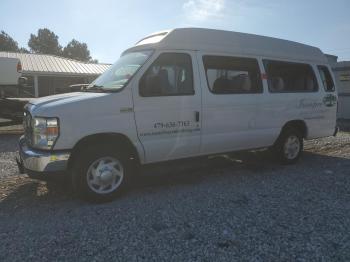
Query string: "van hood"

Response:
xmin=29 ymin=92 xmax=107 ymax=107
xmin=27 ymin=91 xmax=111 ymax=116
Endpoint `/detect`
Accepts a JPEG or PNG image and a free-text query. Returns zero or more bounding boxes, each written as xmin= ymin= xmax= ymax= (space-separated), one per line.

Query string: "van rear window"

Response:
xmin=318 ymin=65 xmax=335 ymax=92
xmin=264 ymin=60 xmax=318 ymax=93
xmin=203 ymin=56 xmax=262 ymax=94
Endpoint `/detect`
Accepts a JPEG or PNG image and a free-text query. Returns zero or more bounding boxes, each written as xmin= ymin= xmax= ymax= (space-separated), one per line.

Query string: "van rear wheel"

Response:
xmin=72 ymin=145 xmax=131 ymax=202
xmin=272 ymin=128 xmax=303 ymax=164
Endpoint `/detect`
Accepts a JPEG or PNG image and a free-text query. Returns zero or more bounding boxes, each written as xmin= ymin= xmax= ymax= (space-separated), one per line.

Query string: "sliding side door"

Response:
xmin=198 ymin=53 xmax=264 ymax=154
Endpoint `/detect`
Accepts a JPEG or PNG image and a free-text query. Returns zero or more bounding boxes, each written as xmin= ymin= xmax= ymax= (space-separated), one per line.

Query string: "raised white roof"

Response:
xmin=127 ymin=28 xmax=328 ymax=64
xmin=0 ymin=52 xmax=111 ymax=76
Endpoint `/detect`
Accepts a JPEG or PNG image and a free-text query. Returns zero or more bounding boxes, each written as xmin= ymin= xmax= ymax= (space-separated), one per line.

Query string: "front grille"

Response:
xmin=23 ymin=111 xmax=32 ymax=145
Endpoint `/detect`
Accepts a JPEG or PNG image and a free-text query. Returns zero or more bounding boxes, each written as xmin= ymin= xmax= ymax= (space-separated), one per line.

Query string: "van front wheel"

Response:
xmin=72 ymin=146 xmax=131 ymax=202
xmin=272 ymin=128 xmax=303 ymax=164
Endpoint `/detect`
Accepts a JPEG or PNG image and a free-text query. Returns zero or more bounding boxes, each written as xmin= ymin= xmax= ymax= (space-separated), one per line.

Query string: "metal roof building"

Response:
xmin=326 ymin=54 xmax=350 ymax=119
xmin=332 ymin=61 xmax=350 ymax=120
xmin=0 ymin=52 xmax=111 ymax=97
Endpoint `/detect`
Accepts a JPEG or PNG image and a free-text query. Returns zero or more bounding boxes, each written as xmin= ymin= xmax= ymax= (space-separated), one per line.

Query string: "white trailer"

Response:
xmin=0 ymin=57 xmax=25 ymax=124
xmin=0 ymin=57 xmax=22 ymax=86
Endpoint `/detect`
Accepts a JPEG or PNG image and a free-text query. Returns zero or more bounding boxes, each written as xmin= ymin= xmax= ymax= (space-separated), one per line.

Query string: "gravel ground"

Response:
xmin=0 ymin=133 xmax=350 ymax=261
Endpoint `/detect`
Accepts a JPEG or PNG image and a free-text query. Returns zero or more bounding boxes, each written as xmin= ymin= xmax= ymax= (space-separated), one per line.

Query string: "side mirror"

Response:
xmin=18 ymin=77 xmax=27 ymax=87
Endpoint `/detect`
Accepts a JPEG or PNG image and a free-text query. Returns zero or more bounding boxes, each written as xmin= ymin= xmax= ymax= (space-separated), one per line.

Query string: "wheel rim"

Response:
xmin=283 ymin=135 xmax=300 ymax=160
xmin=86 ymin=156 xmax=124 ymax=194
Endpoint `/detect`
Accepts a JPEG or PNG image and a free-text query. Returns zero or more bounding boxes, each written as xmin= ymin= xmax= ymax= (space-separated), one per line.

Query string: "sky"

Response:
xmin=1 ymin=0 xmax=350 ymax=64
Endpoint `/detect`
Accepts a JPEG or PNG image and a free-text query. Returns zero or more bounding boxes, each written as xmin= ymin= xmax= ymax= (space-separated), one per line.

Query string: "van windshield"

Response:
xmin=86 ymin=50 xmax=153 ymax=91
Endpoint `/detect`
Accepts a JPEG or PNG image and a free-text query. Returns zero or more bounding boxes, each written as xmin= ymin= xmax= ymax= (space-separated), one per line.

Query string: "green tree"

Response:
xmin=62 ymin=39 xmax=92 ymax=62
xmin=0 ymin=31 xmax=19 ymax=52
xmin=28 ymin=28 xmax=62 ymax=55
xmin=19 ymin=47 xmax=30 ymax=53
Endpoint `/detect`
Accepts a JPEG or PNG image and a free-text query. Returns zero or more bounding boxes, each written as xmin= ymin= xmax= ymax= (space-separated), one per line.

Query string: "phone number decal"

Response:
xmin=153 ymin=121 xmax=190 ymax=129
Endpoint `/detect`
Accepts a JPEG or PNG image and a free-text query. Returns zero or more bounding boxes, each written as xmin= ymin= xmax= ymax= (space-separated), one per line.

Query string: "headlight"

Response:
xmin=31 ymin=117 xmax=59 ymax=150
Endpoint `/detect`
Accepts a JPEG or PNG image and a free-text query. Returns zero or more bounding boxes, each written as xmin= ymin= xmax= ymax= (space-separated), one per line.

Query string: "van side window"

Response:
xmin=318 ymin=65 xmax=335 ymax=92
xmin=203 ymin=56 xmax=262 ymax=94
xmin=139 ymin=53 xmax=194 ymax=97
xmin=264 ymin=60 xmax=318 ymax=93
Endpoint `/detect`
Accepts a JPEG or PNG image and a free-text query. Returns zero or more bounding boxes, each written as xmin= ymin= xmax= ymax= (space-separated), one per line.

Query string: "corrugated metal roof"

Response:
xmin=0 ymin=52 xmax=111 ymax=76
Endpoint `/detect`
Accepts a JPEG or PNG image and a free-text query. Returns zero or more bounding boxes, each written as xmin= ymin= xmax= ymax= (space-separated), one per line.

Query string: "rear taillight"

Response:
xmin=17 ymin=62 xmax=22 ymax=73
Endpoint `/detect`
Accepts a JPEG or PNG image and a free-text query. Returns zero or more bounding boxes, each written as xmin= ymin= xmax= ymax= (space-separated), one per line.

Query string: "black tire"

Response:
xmin=71 ymin=144 xmax=132 ymax=202
xmin=271 ymin=128 xmax=303 ymax=165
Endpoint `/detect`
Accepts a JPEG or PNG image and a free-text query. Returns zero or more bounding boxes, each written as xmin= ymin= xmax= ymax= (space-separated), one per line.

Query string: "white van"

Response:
xmin=17 ymin=28 xmax=338 ymax=201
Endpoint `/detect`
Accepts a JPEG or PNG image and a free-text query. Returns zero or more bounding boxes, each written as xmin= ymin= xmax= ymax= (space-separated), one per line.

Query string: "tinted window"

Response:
xmin=264 ymin=60 xmax=318 ymax=93
xmin=139 ymin=53 xmax=194 ymax=97
xmin=203 ymin=56 xmax=262 ymax=94
xmin=318 ymin=65 xmax=335 ymax=92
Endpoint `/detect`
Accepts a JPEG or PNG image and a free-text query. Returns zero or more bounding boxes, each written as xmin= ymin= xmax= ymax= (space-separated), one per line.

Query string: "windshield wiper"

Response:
xmin=83 ymin=84 xmax=108 ymax=92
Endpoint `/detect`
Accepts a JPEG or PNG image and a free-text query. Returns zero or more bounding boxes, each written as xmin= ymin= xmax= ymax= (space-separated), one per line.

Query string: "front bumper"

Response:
xmin=18 ymin=136 xmax=70 ymax=174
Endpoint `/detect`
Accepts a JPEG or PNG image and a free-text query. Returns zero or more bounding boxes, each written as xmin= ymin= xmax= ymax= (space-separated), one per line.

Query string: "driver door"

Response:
xmin=132 ymin=51 xmax=202 ymax=163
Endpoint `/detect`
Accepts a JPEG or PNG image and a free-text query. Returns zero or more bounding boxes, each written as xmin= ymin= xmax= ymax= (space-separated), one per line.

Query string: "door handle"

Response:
xmin=195 ymin=111 xmax=200 ymax=122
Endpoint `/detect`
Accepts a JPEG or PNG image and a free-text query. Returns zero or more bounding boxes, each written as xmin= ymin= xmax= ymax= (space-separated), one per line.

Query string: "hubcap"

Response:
xmin=86 ymin=157 xmax=124 ymax=194
xmin=283 ymin=135 xmax=300 ymax=160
